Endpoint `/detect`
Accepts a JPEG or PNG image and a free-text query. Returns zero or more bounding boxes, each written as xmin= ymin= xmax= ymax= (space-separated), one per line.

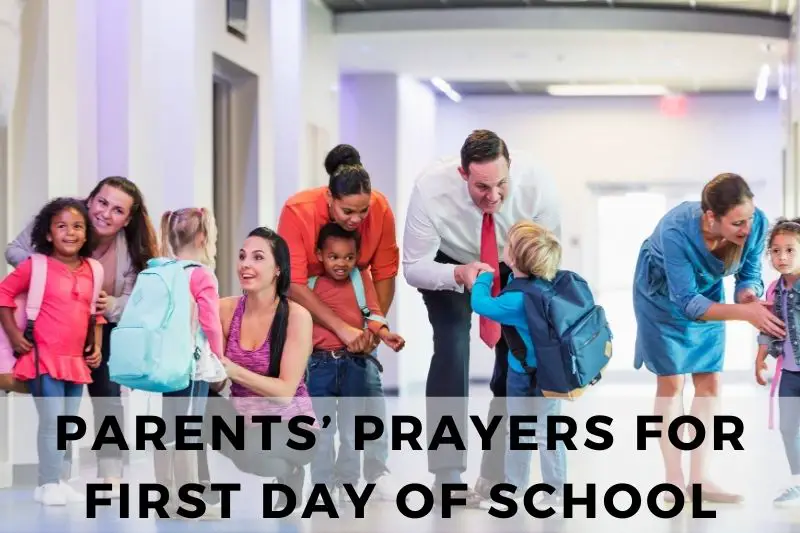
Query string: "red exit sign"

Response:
xmin=660 ymin=95 xmax=687 ymax=116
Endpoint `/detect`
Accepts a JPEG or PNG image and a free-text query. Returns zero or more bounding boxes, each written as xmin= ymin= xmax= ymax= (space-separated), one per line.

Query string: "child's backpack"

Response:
xmin=0 ymin=254 xmax=104 ymax=393
xmin=502 ymin=270 xmax=612 ymax=400
xmin=307 ymin=268 xmax=388 ymax=370
xmin=109 ymin=257 xmax=202 ymax=393
xmin=307 ymin=268 xmax=387 ymax=329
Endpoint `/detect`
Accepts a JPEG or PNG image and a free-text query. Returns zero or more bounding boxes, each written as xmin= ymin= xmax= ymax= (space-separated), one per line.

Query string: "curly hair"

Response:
xmin=31 ymin=197 xmax=97 ymax=258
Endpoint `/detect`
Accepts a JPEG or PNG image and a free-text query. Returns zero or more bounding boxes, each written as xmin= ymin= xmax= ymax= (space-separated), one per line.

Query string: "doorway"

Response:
xmin=211 ymin=55 xmax=259 ymax=298
xmin=213 ymin=77 xmax=234 ymax=297
xmin=592 ymin=185 xmax=760 ymax=377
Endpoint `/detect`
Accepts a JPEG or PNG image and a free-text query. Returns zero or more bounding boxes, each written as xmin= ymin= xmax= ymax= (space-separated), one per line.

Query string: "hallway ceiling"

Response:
xmin=322 ymin=0 xmax=792 ymax=17
xmin=335 ymin=26 xmax=788 ymax=94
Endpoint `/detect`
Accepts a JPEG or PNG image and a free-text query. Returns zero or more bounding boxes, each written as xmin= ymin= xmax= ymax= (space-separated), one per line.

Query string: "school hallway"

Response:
xmin=0 ymin=378 xmax=798 ymax=533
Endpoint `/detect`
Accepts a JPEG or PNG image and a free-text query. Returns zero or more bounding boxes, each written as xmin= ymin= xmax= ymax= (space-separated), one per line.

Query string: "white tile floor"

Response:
xmin=2 ymin=379 xmax=800 ymax=532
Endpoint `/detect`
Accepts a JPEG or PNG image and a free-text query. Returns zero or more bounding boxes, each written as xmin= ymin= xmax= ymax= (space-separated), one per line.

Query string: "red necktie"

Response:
xmin=479 ymin=213 xmax=502 ymax=348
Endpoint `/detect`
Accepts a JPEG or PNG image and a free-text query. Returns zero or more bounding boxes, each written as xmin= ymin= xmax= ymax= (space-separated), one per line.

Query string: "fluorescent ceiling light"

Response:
xmin=430 ymin=77 xmax=462 ymax=102
xmin=546 ymin=84 xmax=671 ymax=96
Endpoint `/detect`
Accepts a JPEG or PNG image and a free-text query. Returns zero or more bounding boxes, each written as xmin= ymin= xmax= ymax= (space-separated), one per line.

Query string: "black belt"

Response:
xmin=312 ymin=349 xmax=383 ymax=373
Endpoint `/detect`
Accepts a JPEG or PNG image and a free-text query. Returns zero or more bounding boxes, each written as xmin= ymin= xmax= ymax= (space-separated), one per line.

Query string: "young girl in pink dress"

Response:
xmin=0 ymin=198 xmax=105 ymax=506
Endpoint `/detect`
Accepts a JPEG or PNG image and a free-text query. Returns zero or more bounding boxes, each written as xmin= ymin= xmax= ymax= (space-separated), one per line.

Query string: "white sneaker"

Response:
xmin=370 ymin=474 xmax=399 ymax=501
xmin=59 ymin=481 xmax=86 ymax=503
xmin=34 ymin=483 xmax=67 ymax=506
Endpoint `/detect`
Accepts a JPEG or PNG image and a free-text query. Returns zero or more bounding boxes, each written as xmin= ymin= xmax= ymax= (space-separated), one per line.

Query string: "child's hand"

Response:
xmin=379 ymin=330 xmax=405 ymax=352
xmin=11 ymin=334 xmax=32 ymax=355
xmin=85 ymin=348 xmax=102 ymax=369
xmin=755 ymin=357 xmax=768 ymax=386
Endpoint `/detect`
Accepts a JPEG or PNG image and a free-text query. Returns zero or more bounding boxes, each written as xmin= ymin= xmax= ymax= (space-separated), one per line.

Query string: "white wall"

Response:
xmin=273 ymin=0 xmax=339 ymax=211
xmin=338 ymin=73 xmax=437 ymax=395
xmin=2 ymin=0 xmax=341 ymax=477
xmin=432 ymin=93 xmax=784 ymax=380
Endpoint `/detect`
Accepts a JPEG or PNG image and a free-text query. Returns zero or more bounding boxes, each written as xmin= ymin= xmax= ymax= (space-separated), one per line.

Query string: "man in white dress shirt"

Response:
xmin=403 ymin=129 xmax=561 ymax=505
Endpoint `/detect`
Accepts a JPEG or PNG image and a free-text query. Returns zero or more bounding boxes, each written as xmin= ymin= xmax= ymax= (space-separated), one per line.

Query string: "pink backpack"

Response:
xmin=765 ymin=279 xmax=782 ymax=429
xmin=0 ymin=254 xmax=103 ymax=391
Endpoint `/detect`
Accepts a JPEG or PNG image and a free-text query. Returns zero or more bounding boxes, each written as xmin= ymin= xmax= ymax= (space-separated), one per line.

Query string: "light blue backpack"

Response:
xmin=109 ymin=257 xmax=202 ymax=393
xmin=308 ymin=268 xmax=387 ymax=339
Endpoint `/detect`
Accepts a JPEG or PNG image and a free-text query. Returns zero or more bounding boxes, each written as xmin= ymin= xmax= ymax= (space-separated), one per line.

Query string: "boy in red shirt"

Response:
xmin=306 ymin=223 xmax=404 ymax=500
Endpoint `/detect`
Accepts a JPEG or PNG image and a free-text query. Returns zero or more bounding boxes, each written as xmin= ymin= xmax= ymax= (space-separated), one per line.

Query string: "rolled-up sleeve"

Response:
xmin=105 ymin=267 xmax=137 ymax=323
xmin=5 ymin=218 xmax=35 ymax=267
xmin=277 ymin=205 xmax=310 ymax=285
xmin=661 ymin=228 xmax=713 ymax=320
xmin=402 ymin=184 xmax=460 ymax=292
xmin=370 ymin=204 xmax=399 ymax=282
xmin=734 ymin=209 xmax=767 ymax=298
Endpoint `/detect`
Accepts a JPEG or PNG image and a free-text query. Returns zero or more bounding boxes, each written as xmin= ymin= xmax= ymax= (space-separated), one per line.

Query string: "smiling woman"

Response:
xmin=632 ymin=172 xmax=782 ymax=505
xmin=276 ymin=143 xmax=400 ymax=497
xmin=4 ymin=175 xmax=158 ymax=494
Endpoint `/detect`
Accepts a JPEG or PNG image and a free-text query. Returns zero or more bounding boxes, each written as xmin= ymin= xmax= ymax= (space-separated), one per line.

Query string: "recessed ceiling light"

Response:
xmin=546 ymin=84 xmax=670 ymax=96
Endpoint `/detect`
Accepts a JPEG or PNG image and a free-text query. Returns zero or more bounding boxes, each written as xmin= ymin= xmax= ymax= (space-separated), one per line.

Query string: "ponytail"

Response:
xmin=245 ymin=226 xmax=292 ymax=378
xmin=160 ymin=210 xmax=174 ymax=257
xmin=267 ymin=294 xmax=290 ymax=378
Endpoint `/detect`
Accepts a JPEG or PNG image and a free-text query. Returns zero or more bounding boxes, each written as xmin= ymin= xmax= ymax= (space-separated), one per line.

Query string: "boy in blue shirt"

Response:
xmin=468 ymin=220 xmax=567 ymax=513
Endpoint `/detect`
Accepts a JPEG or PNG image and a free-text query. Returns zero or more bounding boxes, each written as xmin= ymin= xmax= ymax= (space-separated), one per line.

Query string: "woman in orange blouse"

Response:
xmin=277 ymin=144 xmax=399 ymax=352
xmin=276 ymin=144 xmax=399 ymax=499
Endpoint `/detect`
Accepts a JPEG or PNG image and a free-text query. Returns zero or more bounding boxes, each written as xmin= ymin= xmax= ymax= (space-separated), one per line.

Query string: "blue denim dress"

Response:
xmin=632 ymin=202 xmax=767 ymax=376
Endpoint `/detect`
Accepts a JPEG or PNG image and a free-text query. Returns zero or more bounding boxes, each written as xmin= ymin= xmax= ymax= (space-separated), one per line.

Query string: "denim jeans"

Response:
xmin=505 ymin=368 xmax=567 ymax=494
xmin=362 ymin=352 xmax=389 ymax=482
xmin=28 ymin=374 xmax=84 ymax=486
xmin=420 ymin=250 xmax=511 ymax=484
xmin=306 ymin=351 xmax=375 ymax=486
xmin=81 ymin=323 xmax=125 ymax=479
xmin=779 ymin=370 xmax=800 ymax=475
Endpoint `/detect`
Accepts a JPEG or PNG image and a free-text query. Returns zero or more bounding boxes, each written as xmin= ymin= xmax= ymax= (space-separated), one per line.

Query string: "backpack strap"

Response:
xmin=766 ymin=279 xmax=779 ymax=305
xmin=350 ymin=268 xmax=387 ymax=327
xmin=307 ymin=276 xmax=318 ymax=290
xmin=86 ymin=258 xmax=104 ymax=315
xmin=25 ymin=254 xmax=48 ymax=321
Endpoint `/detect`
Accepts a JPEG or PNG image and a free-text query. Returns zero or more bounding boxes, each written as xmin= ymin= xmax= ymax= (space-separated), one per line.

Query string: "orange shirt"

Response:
xmin=310 ymin=273 xmax=385 ymax=351
xmin=277 ymin=187 xmax=399 ymax=285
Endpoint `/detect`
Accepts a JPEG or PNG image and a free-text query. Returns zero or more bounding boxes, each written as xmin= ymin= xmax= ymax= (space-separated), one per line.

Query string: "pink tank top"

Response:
xmin=226 ymin=296 xmax=316 ymax=424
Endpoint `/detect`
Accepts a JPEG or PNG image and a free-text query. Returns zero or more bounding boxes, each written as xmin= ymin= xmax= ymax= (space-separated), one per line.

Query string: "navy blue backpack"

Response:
xmin=502 ymin=270 xmax=612 ymax=400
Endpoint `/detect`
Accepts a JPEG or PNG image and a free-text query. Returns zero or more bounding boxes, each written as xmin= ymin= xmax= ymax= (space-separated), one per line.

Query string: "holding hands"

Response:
xmin=456 ymin=261 xmax=496 ymax=291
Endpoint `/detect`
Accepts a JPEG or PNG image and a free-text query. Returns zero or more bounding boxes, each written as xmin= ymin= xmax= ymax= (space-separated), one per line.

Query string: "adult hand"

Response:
xmin=755 ymin=356 xmax=768 ymax=386
xmin=346 ymin=330 xmax=375 ymax=354
xmin=85 ymin=348 xmax=102 ymax=369
xmin=11 ymin=333 xmax=32 ymax=355
xmin=339 ymin=325 xmax=367 ymax=348
xmin=95 ymin=290 xmax=109 ymax=314
xmin=743 ymin=300 xmax=785 ymax=338
xmin=455 ymin=262 xmax=494 ymax=289
xmin=737 ymin=288 xmax=758 ymax=304
xmin=219 ymin=355 xmax=238 ymax=380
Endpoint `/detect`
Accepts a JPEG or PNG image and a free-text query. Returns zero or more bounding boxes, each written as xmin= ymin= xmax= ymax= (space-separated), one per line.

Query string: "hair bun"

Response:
xmin=324 ymin=144 xmax=361 ymax=176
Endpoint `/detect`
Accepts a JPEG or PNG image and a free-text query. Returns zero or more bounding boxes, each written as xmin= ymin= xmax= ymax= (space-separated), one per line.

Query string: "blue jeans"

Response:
xmin=362 ymin=351 xmax=389 ymax=482
xmin=505 ymin=368 xmax=567 ymax=494
xmin=306 ymin=351 xmax=379 ymax=486
xmin=28 ymin=374 xmax=84 ymax=486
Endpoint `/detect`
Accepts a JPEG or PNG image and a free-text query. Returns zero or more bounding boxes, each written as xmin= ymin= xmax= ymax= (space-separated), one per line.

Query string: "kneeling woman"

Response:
xmin=204 ymin=227 xmax=317 ymax=502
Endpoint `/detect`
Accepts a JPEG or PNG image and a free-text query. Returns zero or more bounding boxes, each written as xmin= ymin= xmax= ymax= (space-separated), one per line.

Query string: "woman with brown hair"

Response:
xmin=633 ymin=173 xmax=784 ymax=504
xmin=5 ymin=176 xmax=158 ymax=499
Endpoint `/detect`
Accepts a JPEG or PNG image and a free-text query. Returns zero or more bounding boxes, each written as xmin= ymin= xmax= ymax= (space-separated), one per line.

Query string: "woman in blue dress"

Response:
xmin=633 ymin=173 xmax=785 ymax=504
